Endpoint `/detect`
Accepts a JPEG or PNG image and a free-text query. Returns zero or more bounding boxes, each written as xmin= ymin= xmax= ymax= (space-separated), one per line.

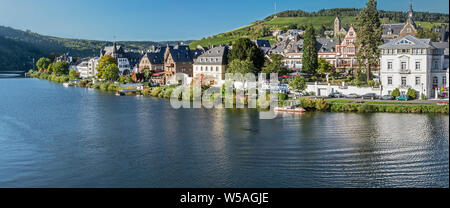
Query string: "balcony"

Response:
xmin=399 ymin=69 xmax=411 ymax=74
xmin=399 ymin=85 xmax=411 ymax=89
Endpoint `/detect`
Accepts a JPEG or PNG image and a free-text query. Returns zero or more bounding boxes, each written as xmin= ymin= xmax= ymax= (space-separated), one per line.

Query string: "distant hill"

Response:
xmin=189 ymin=8 xmax=449 ymax=48
xmin=0 ymin=25 xmax=193 ymax=71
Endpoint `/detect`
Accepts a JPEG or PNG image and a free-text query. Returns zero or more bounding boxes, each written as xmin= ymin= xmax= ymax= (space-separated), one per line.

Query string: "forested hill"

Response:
xmin=189 ymin=8 xmax=448 ymax=48
xmin=265 ymin=8 xmax=449 ymax=23
xmin=0 ymin=25 xmax=193 ymax=71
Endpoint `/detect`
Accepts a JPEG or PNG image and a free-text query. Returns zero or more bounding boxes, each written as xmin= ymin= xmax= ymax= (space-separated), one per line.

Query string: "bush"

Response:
xmin=391 ymin=88 xmax=400 ymax=97
xmin=358 ymin=104 xmax=377 ymax=113
xmin=300 ymin=98 xmax=315 ymax=109
xmin=107 ymin=83 xmax=118 ymax=91
xmin=278 ymin=93 xmax=288 ymax=101
xmin=142 ymin=88 xmax=151 ymax=96
xmin=407 ymin=89 xmax=417 ymax=100
xmin=315 ymin=99 xmax=330 ymax=111
xmin=421 ymin=94 xmax=426 ymax=100
xmin=100 ymin=82 xmax=110 ymax=91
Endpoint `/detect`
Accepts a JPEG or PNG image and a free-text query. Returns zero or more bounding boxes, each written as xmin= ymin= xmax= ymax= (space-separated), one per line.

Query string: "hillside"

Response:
xmin=0 ymin=26 xmax=193 ymax=71
xmin=189 ymin=8 xmax=449 ymax=48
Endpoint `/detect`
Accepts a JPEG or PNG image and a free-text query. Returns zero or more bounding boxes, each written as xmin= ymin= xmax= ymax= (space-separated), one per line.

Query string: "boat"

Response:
xmin=274 ymin=106 xmax=306 ymax=113
xmin=63 ymin=82 xmax=72 ymax=87
xmin=115 ymin=91 xmax=125 ymax=96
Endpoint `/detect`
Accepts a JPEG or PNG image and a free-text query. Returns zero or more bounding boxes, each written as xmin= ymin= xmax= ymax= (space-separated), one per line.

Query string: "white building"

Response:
xmin=117 ymin=58 xmax=131 ymax=76
xmin=379 ymin=35 xmax=449 ymax=99
xmin=193 ymin=46 xmax=229 ymax=86
xmin=79 ymin=57 xmax=99 ymax=79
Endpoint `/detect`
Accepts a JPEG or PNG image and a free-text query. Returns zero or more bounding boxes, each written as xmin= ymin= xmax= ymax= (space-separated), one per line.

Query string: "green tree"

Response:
xmin=289 ymin=76 xmax=307 ymax=92
xmin=227 ymin=59 xmax=258 ymax=75
xmin=69 ymin=69 xmax=79 ymax=80
xmin=36 ymin=57 xmax=51 ymax=71
xmin=317 ymin=58 xmax=333 ymax=74
xmin=97 ymin=55 xmax=118 ymax=78
xmin=302 ymin=25 xmax=318 ymax=75
xmin=416 ymin=28 xmax=440 ymax=41
xmin=355 ymin=0 xmax=383 ymax=82
xmin=407 ymin=89 xmax=417 ymax=99
xmin=103 ymin=64 xmax=120 ymax=81
xmin=391 ymin=88 xmax=400 ymax=97
xmin=143 ymin=68 xmax=153 ymax=81
xmin=262 ymin=54 xmax=289 ymax=76
xmin=52 ymin=62 xmax=69 ymax=75
xmin=228 ymin=38 xmax=265 ymax=70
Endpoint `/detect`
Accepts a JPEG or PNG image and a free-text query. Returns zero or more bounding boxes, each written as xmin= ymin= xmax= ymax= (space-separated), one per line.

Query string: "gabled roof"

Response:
xmin=382 ymin=24 xmax=405 ymax=36
xmin=379 ymin=35 xmax=434 ymax=49
xmin=194 ymin=46 xmax=229 ymax=65
xmin=166 ymin=44 xmax=203 ymax=63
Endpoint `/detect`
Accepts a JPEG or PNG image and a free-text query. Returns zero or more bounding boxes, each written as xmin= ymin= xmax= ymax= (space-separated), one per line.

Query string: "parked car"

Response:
xmin=329 ymin=92 xmax=343 ymax=98
xmin=381 ymin=95 xmax=394 ymax=100
xmin=346 ymin=93 xmax=360 ymax=98
xmin=396 ymin=94 xmax=409 ymax=101
xmin=361 ymin=93 xmax=377 ymax=100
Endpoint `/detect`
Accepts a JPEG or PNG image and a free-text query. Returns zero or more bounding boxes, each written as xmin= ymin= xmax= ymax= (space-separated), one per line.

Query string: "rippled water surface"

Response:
xmin=0 ymin=78 xmax=448 ymax=187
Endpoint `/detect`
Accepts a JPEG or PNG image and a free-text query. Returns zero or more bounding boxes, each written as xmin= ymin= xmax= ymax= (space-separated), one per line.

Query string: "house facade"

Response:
xmin=382 ymin=3 xmax=417 ymax=40
xmin=100 ymin=42 xmax=140 ymax=76
xmin=163 ymin=44 xmax=204 ymax=85
xmin=193 ymin=46 xmax=229 ymax=86
xmin=379 ymin=35 xmax=448 ymax=98
xmin=138 ymin=48 xmax=165 ymax=72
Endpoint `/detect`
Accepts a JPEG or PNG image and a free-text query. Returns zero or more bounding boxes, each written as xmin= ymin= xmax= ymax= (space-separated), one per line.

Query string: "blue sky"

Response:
xmin=0 ymin=0 xmax=448 ymax=41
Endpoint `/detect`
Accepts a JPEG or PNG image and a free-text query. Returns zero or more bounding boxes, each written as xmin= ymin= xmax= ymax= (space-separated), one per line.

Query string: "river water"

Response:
xmin=0 ymin=78 xmax=448 ymax=187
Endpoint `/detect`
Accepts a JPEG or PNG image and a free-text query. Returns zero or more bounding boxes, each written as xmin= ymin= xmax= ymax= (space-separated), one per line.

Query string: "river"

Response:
xmin=0 ymin=78 xmax=448 ymax=187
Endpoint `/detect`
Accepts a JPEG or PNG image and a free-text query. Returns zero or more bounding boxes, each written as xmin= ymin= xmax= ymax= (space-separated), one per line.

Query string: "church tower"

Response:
xmin=334 ymin=16 xmax=341 ymax=37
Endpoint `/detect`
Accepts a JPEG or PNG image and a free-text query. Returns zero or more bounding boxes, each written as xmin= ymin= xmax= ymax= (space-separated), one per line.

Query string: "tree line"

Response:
xmin=265 ymin=8 xmax=449 ymax=23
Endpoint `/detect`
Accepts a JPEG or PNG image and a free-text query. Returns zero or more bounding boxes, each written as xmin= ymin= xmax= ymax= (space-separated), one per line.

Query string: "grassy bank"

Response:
xmin=298 ymin=98 xmax=449 ymax=114
xmin=29 ymin=71 xmax=448 ymax=114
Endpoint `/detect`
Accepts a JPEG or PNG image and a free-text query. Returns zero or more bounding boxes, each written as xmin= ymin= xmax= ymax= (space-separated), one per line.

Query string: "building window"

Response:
xmin=433 ymin=76 xmax=438 ymax=85
xmin=216 ymin=67 xmax=219 ymax=72
xmin=388 ymin=77 xmax=392 ymax=85
xmin=406 ymin=28 xmax=411 ymax=33
xmin=433 ymin=60 xmax=439 ymax=69
xmin=415 ymin=77 xmax=421 ymax=85
xmin=443 ymin=77 xmax=447 ymax=85
xmin=401 ymin=77 xmax=407 ymax=86
xmin=415 ymin=62 xmax=420 ymax=70
xmin=401 ymin=62 xmax=407 ymax=70
xmin=388 ymin=62 xmax=393 ymax=70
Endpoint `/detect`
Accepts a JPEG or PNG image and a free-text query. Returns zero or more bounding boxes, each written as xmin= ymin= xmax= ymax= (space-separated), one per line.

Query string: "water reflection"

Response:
xmin=0 ymin=79 xmax=448 ymax=187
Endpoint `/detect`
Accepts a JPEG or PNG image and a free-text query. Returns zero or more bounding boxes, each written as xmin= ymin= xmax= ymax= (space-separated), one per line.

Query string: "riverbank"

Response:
xmin=28 ymin=71 xmax=449 ymax=114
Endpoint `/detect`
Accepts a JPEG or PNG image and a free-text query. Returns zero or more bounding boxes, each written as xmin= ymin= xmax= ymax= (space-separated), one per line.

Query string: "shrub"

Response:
xmin=79 ymin=80 xmax=88 ymax=87
xmin=407 ymin=89 xmax=417 ymax=100
xmin=358 ymin=104 xmax=377 ymax=113
xmin=421 ymin=94 xmax=426 ymax=100
xmin=300 ymin=98 xmax=315 ymax=109
xmin=278 ymin=93 xmax=288 ymax=101
xmin=315 ymin=99 xmax=330 ymax=111
xmin=100 ymin=82 xmax=110 ymax=91
xmin=391 ymin=88 xmax=400 ymax=97
xmin=142 ymin=88 xmax=151 ymax=96
xmin=107 ymin=83 xmax=118 ymax=91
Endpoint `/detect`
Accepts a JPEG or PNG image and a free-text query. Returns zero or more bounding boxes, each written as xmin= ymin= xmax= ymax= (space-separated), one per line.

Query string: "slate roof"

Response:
xmin=252 ymin=39 xmax=271 ymax=48
xmin=382 ymin=24 xmax=405 ymax=36
xmin=316 ymin=37 xmax=338 ymax=52
xmin=167 ymin=44 xmax=203 ymax=63
xmin=379 ymin=35 xmax=434 ymax=49
xmin=194 ymin=46 xmax=229 ymax=65
xmin=431 ymin=42 xmax=449 ymax=56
